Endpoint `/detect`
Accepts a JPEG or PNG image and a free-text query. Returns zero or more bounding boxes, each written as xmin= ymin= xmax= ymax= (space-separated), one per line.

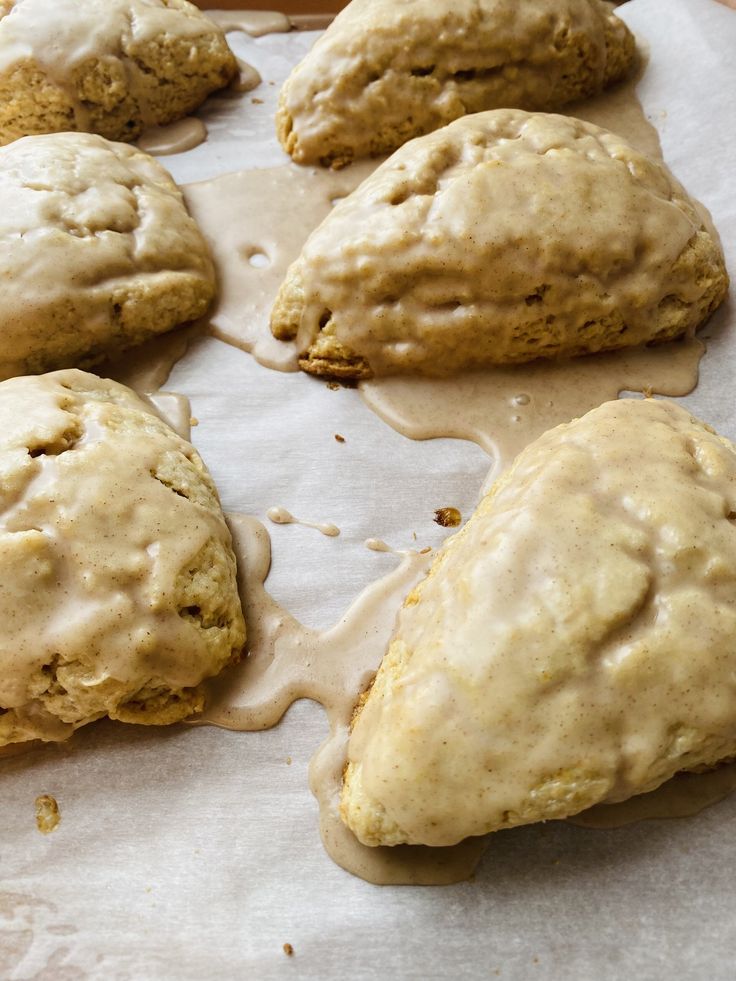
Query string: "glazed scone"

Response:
xmin=276 ymin=0 xmax=635 ymax=167
xmin=0 ymin=0 xmax=236 ymax=145
xmin=0 ymin=369 xmax=245 ymax=747
xmin=342 ymin=399 xmax=736 ymax=847
xmin=272 ymin=110 xmax=728 ymax=378
xmin=0 ymin=132 xmax=215 ymax=379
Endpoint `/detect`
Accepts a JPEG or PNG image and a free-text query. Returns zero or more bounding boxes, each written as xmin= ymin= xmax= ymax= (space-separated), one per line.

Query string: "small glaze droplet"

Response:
xmin=365 ymin=538 xmax=393 ymax=553
xmin=231 ymin=59 xmax=261 ymax=93
xmin=267 ymin=507 xmax=340 ymax=538
xmin=267 ymin=506 xmax=294 ymax=525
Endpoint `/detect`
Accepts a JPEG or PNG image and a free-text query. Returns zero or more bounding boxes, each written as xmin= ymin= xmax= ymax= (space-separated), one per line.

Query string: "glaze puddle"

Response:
xmin=138 ymin=117 xmax=208 ymax=156
xmin=360 ymin=339 xmax=704 ymax=475
xmin=204 ymin=9 xmax=291 ymax=37
xmin=196 ymin=515 xmax=484 ymax=883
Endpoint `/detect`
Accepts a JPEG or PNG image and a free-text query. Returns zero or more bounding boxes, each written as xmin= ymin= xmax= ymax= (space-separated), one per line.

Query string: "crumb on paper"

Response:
xmin=35 ymin=794 xmax=60 ymax=834
xmin=286 ymin=756 xmax=292 ymax=765
xmin=419 ymin=546 xmax=432 ymax=555
xmin=334 ymin=433 xmax=345 ymax=443
xmin=252 ymin=97 xmax=264 ymax=105
xmin=412 ymin=531 xmax=417 ymax=540
xmin=283 ymin=943 xmax=294 ymax=957
xmin=190 ymin=416 xmax=199 ymax=427
xmin=434 ymin=507 xmax=462 ymax=528
xmin=326 ymin=381 xmax=340 ymax=391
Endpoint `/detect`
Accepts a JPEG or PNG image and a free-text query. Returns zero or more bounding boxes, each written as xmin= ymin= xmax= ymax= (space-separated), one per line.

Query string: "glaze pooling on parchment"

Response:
xmin=101 ymin=322 xmax=204 ymax=394
xmin=570 ymin=762 xmax=736 ymax=829
xmin=196 ymin=515 xmax=484 ymax=884
xmin=361 ymin=338 xmax=704 ymax=478
xmin=571 ymin=45 xmax=661 ymax=161
xmin=204 ymin=10 xmax=291 ymax=38
xmin=138 ymin=118 xmax=208 ymax=156
xmin=183 ymin=160 xmax=380 ymax=371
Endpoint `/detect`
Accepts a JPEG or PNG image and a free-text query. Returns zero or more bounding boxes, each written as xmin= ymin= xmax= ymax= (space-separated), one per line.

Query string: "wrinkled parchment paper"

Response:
xmin=2 ymin=2 xmax=736 ymax=978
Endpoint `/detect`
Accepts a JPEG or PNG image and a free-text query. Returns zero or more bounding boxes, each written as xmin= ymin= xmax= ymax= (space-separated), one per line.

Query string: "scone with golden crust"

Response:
xmin=272 ymin=110 xmax=728 ymax=379
xmin=276 ymin=0 xmax=635 ymax=167
xmin=342 ymin=398 xmax=736 ymax=847
xmin=0 ymin=369 xmax=245 ymax=747
xmin=0 ymin=132 xmax=215 ymax=380
xmin=0 ymin=0 xmax=236 ymax=145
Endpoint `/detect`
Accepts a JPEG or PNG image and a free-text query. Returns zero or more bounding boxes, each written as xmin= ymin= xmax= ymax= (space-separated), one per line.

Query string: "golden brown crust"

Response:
xmin=0 ymin=132 xmax=216 ymax=378
xmin=277 ymin=0 xmax=636 ymax=167
xmin=0 ymin=0 xmax=237 ymax=144
xmin=341 ymin=399 xmax=736 ymax=846
xmin=272 ymin=111 xmax=729 ymax=379
xmin=0 ymin=369 xmax=245 ymax=748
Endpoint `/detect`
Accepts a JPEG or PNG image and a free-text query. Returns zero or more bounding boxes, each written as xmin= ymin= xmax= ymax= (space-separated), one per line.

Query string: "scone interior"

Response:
xmin=0 ymin=131 xmax=215 ymax=380
xmin=0 ymin=0 xmax=236 ymax=145
xmin=0 ymin=369 xmax=245 ymax=747
xmin=342 ymin=399 xmax=736 ymax=847
xmin=276 ymin=0 xmax=635 ymax=167
xmin=271 ymin=110 xmax=729 ymax=379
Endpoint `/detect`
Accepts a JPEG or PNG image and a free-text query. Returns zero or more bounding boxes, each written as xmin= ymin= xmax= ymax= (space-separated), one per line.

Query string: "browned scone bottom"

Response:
xmin=0 ymin=0 xmax=236 ymax=145
xmin=0 ymin=369 xmax=245 ymax=748
xmin=276 ymin=0 xmax=636 ymax=167
xmin=341 ymin=399 xmax=736 ymax=847
xmin=0 ymin=131 xmax=215 ymax=380
xmin=271 ymin=110 xmax=728 ymax=380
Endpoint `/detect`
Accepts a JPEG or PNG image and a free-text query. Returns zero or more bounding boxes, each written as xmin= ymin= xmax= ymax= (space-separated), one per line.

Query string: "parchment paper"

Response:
xmin=2 ymin=2 xmax=736 ymax=978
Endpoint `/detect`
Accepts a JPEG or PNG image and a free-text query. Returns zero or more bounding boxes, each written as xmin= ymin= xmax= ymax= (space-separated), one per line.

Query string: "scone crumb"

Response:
xmin=286 ymin=756 xmax=292 ymax=765
xmin=283 ymin=943 xmax=294 ymax=957
xmin=334 ymin=433 xmax=346 ymax=443
xmin=252 ymin=98 xmax=264 ymax=105
xmin=190 ymin=417 xmax=199 ymax=428
xmin=434 ymin=507 xmax=461 ymax=528
xmin=419 ymin=546 xmax=432 ymax=555
xmin=35 ymin=794 xmax=60 ymax=834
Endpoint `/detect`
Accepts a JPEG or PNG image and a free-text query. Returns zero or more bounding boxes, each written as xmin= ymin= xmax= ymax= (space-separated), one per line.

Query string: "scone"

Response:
xmin=276 ymin=0 xmax=636 ymax=167
xmin=0 ymin=131 xmax=215 ymax=379
xmin=0 ymin=369 xmax=245 ymax=747
xmin=342 ymin=398 xmax=736 ymax=847
xmin=0 ymin=0 xmax=236 ymax=145
xmin=272 ymin=110 xmax=728 ymax=378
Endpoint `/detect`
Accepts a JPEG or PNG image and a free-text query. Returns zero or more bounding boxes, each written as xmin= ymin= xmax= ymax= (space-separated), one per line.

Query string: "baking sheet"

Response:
xmin=3 ymin=1 xmax=736 ymax=978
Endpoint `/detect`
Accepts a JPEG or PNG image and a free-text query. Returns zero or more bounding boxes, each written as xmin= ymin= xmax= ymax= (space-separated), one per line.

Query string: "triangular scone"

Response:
xmin=0 ymin=0 xmax=236 ymax=145
xmin=342 ymin=399 xmax=736 ymax=847
xmin=0 ymin=132 xmax=215 ymax=379
xmin=0 ymin=369 xmax=245 ymax=747
xmin=271 ymin=111 xmax=728 ymax=379
xmin=277 ymin=0 xmax=635 ymax=167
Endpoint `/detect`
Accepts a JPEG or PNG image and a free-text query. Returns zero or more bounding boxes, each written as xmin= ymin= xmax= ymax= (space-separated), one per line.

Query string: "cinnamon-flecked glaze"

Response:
xmin=343 ymin=399 xmax=736 ymax=846
xmin=277 ymin=0 xmax=635 ymax=166
xmin=0 ymin=369 xmax=244 ymax=747
xmin=272 ymin=111 xmax=728 ymax=378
